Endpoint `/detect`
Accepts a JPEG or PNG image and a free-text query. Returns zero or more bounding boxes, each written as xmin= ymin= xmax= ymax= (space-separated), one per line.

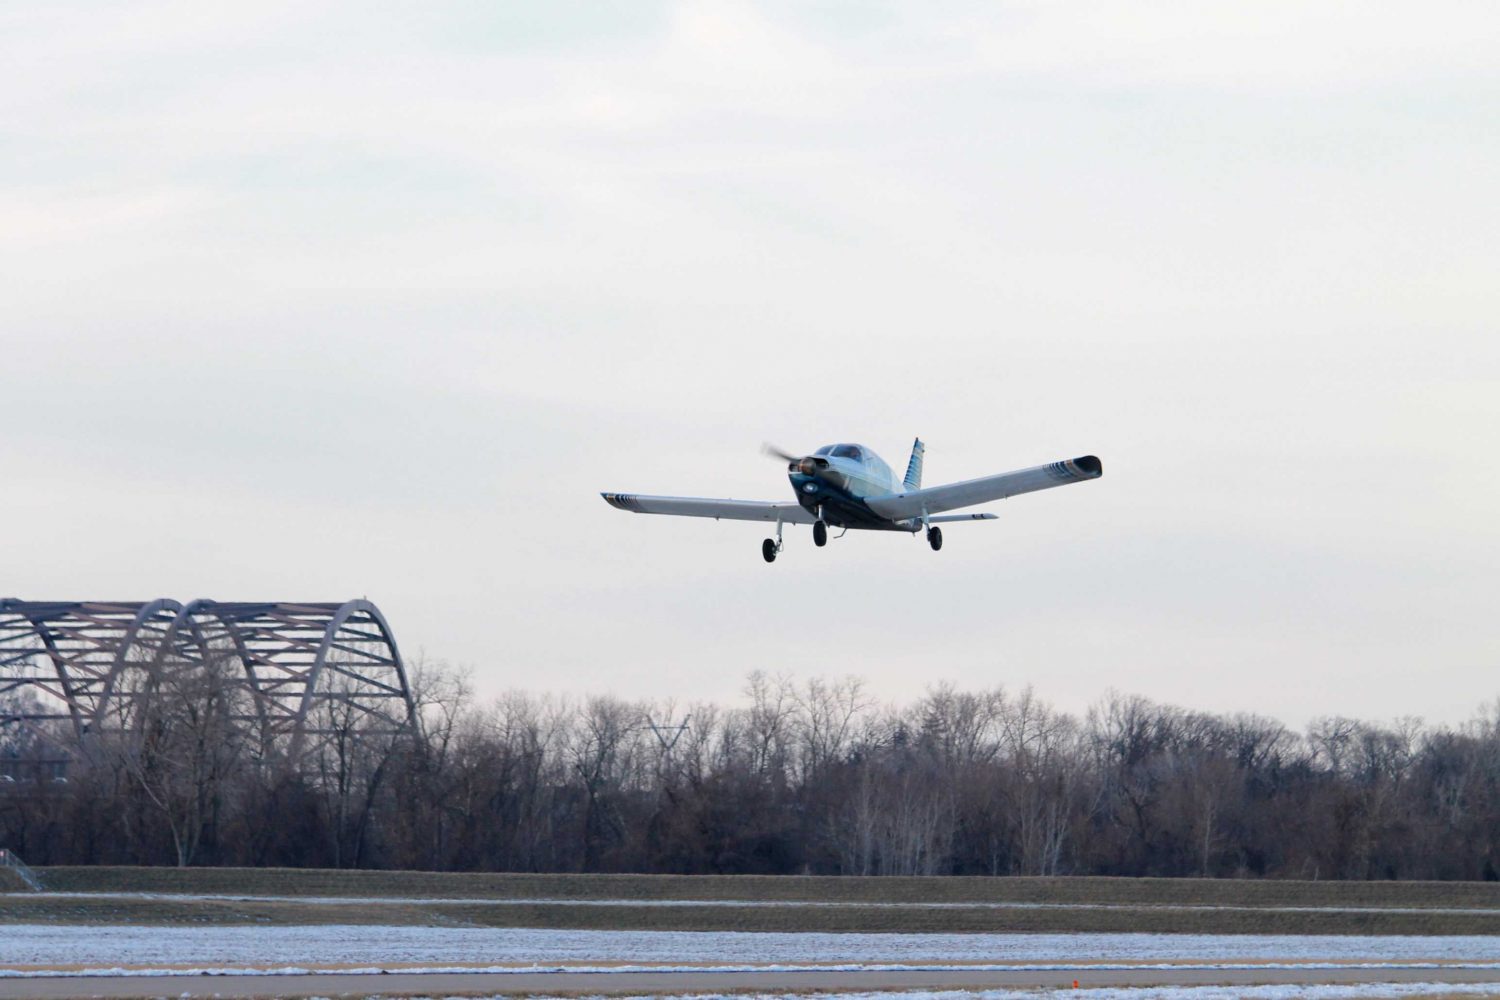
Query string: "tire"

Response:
xmin=813 ymin=521 xmax=828 ymax=547
xmin=762 ymin=538 xmax=778 ymax=563
xmin=928 ymin=526 xmax=943 ymax=551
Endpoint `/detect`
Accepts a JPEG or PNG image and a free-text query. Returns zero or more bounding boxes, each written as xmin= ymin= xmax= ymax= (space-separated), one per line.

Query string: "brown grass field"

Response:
xmin=35 ymin=866 xmax=1500 ymax=907
xmin=0 ymin=868 xmax=1495 ymax=934
xmin=0 ymin=868 xmax=31 ymax=893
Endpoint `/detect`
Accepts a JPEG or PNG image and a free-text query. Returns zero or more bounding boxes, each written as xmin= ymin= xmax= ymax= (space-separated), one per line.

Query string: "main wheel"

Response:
xmin=813 ymin=520 xmax=828 ymax=547
xmin=927 ymin=526 xmax=943 ymax=551
xmin=762 ymin=538 xmax=778 ymax=563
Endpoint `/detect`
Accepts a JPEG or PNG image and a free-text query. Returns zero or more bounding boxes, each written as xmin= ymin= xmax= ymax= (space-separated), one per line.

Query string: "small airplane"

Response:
xmin=602 ymin=439 xmax=1102 ymax=562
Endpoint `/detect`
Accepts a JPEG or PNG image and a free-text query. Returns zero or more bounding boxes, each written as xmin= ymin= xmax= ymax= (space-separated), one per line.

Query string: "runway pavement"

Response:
xmin=8 ymin=964 xmax=1500 ymax=999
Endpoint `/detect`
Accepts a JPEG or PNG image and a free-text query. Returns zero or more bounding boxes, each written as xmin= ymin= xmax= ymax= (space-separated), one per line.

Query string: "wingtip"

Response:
xmin=601 ymin=492 xmax=642 ymax=512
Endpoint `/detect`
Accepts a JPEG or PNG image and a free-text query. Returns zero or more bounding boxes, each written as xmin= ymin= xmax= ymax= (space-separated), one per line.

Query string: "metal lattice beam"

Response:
xmin=0 ymin=599 xmax=415 ymax=759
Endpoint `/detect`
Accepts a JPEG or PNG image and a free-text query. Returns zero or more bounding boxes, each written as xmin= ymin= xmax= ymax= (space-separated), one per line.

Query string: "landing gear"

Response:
xmin=813 ymin=520 xmax=828 ymax=547
xmin=763 ymin=520 xmax=785 ymax=563
xmin=927 ymin=526 xmax=943 ymax=551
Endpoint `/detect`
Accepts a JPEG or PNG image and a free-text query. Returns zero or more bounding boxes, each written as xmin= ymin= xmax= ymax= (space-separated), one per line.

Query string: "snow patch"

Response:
xmin=3 ymin=926 xmax=1500 ymax=969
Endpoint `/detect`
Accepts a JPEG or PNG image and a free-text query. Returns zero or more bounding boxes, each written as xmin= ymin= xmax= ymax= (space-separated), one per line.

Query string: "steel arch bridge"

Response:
xmin=0 ymin=599 xmax=416 ymax=760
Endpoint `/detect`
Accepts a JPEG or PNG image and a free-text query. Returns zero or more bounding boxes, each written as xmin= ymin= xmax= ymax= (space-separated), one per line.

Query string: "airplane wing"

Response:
xmin=601 ymin=493 xmax=818 ymax=524
xmin=864 ymin=455 xmax=1102 ymax=522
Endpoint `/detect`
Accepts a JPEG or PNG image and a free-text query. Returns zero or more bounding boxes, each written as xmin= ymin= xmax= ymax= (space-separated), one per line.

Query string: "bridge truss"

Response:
xmin=0 ymin=599 xmax=416 ymax=765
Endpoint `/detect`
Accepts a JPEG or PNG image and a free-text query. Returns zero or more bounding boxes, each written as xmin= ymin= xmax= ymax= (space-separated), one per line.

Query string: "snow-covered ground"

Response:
xmin=4 ymin=926 xmax=1500 ymax=969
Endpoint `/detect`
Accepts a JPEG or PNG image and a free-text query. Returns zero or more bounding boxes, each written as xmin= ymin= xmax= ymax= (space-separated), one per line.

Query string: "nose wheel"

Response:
xmin=927 ymin=526 xmax=943 ymax=551
xmin=813 ymin=520 xmax=828 ymax=547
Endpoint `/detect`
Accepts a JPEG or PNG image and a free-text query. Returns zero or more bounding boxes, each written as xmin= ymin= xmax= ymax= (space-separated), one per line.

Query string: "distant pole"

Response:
xmin=644 ymin=715 xmax=690 ymax=753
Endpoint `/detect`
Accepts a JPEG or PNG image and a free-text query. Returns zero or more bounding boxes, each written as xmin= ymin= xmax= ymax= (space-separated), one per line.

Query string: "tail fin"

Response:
xmin=903 ymin=438 xmax=925 ymax=490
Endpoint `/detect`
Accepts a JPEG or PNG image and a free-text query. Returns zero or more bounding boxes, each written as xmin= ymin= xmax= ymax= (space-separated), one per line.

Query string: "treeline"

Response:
xmin=4 ymin=667 xmax=1500 ymax=879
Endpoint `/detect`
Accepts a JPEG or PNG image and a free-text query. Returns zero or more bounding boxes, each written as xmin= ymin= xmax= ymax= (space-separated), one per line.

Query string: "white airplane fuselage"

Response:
xmin=786 ymin=444 xmax=912 ymax=531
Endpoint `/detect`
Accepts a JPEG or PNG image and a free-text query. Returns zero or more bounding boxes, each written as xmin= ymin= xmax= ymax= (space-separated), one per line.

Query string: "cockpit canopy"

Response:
xmin=808 ymin=443 xmax=895 ymax=491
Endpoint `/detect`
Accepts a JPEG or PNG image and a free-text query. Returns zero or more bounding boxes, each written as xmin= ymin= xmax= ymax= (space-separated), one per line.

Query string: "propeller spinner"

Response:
xmin=762 ymin=443 xmax=828 ymax=476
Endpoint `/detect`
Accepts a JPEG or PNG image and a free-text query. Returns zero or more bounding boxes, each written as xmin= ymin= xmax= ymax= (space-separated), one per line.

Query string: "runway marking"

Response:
xmin=6 ymin=961 xmax=1500 ymax=979
xmin=6 ymin=965 xmax=1500 ymax=1000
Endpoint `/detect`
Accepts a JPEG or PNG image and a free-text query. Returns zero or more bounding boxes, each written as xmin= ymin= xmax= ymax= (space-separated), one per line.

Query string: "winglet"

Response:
xmin=903 ymin=438 xmax=925 ymax=490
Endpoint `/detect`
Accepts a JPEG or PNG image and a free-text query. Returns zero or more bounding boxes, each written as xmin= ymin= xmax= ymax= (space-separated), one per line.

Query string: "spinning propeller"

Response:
xmin=761 ymin=443 xmax=829 ymax=476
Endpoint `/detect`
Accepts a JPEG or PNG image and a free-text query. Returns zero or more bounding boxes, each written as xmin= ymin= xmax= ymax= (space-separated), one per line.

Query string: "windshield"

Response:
xmin=831 ymin=444 xmax=863 ymax=459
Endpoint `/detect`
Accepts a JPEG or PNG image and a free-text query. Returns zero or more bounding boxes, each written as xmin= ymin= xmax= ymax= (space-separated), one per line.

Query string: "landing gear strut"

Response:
xmin=763 ymin=519 xmax=785 ymax=563
xmin=812 ymin=520 xmax=828 ymax=547
xmin=927 ymin=526 xmax=943 ymax=551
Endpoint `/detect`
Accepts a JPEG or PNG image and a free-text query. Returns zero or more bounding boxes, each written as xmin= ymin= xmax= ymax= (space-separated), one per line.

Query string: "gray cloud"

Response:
xmin=2 ymin=1 xmax=1497 ymax=727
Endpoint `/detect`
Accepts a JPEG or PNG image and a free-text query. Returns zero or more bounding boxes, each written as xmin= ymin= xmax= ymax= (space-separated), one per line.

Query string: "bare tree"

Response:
xmin=13 ymin=664 xmax=1500 ymax=881
xmin=95 ymin=647 xmax=248 ymax=866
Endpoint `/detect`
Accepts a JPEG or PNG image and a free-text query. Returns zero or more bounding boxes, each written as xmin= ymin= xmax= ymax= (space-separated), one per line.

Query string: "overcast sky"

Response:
xmin=3 ymin=2 xmax=1498 ymax=728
